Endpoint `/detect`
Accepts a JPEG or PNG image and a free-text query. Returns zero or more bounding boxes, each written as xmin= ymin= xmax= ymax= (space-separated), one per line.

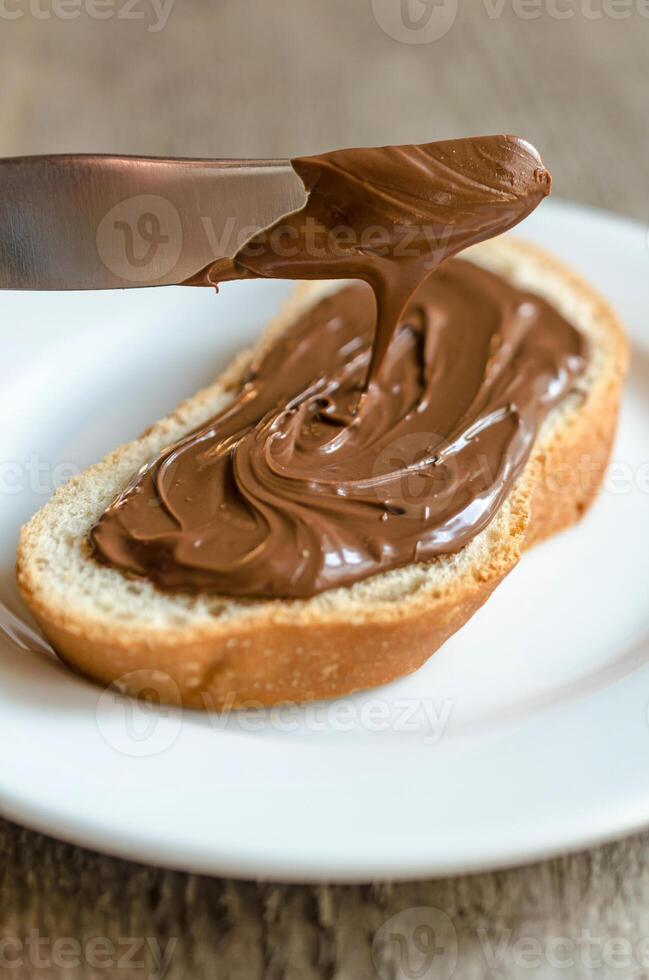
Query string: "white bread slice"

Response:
xmin=16 ymin=238 xmax=628 ymax=709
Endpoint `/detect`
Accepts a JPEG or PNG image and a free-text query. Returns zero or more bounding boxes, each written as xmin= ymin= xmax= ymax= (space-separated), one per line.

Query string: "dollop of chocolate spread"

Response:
xmin=90 ymin=136 xmax=587 ymax=599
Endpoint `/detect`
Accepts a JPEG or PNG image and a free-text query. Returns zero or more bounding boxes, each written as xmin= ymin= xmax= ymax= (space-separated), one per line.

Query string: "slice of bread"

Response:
xmin=16 ymin=238 xmax=628 ymax=709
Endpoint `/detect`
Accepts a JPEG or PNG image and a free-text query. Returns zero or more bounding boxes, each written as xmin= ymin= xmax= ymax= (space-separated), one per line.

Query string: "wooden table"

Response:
xmin=1 ymin=3 xmax=648 ymax=976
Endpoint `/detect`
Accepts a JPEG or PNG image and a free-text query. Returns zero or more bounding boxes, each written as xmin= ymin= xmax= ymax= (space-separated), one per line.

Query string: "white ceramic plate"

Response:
xmin=0 ymin=200 xmax=648 ymax=882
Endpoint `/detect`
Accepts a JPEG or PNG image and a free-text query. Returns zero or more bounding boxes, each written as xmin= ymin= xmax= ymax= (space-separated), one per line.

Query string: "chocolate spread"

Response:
xmin=90 ymin=136 xmax=587 ymax=598
xmin=186 ymin=135 xmax=552 ymax=385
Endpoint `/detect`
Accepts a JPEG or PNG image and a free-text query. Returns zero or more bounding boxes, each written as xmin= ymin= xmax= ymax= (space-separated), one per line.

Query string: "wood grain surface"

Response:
xmin=1 ymin=3 xmax=648 ymax=977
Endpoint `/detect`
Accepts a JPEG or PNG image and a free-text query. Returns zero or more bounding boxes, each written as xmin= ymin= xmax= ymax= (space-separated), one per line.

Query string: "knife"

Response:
xmin=0 ymin=154 xmax=306 ymax=290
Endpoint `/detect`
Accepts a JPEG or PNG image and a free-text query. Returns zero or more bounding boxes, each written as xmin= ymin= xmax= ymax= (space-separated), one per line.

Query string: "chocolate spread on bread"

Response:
xmin=90 ymin=136 xmax=587 ymax=598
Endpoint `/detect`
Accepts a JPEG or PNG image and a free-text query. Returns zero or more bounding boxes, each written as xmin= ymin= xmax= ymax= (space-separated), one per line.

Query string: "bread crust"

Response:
xmin=16 ymin=238 xmax=628 ymax=709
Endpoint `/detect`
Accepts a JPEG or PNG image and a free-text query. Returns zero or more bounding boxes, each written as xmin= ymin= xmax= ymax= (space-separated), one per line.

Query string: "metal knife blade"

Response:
xmin=0 ymin=154 xmax=306 ymax=290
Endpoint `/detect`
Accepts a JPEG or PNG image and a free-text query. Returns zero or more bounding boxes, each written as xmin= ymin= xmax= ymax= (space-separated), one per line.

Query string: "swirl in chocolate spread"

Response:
xmin=90 ymin=136 xmax=587 ymax=598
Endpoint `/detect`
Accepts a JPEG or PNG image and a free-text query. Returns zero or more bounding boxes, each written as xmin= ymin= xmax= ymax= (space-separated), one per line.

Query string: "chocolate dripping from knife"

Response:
xmin=184 ymin=135 xmax=552 ymax=390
